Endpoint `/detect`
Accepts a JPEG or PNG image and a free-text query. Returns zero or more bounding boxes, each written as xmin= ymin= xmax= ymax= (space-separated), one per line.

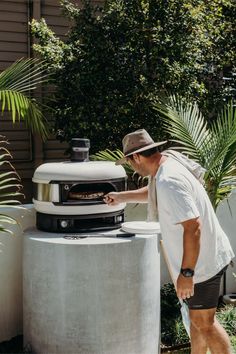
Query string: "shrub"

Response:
xmin=161 ymin=283 xmax=189 ymax=346
xmin=216 ymin=305 xmax=236 ymax=337
xmin=31 ymin=0 xmax=235 ymax=152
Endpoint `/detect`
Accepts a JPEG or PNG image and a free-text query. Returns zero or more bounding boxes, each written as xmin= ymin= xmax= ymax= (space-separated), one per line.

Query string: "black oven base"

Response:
xmin=36 ymin=210 xmax=124 ymax=233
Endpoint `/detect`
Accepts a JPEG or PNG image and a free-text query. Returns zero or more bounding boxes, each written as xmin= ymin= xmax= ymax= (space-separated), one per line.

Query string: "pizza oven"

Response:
xmin=32 ymin=138 xmax=127 ymax=232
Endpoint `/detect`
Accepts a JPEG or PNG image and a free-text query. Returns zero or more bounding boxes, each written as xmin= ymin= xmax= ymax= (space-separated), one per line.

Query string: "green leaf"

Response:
xmin=0 ymin=58 xmax=50 ymax=141
xmin=154 ymin=95 xmax=236 ymax=209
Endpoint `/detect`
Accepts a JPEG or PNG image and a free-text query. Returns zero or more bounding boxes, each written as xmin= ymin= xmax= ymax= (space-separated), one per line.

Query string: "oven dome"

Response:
xmin=33 ymin=161 xmax=126 ymax=183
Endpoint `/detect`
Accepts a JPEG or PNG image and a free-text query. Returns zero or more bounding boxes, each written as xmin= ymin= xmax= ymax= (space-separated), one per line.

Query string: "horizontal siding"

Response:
xmin=43 ymin=136 xmax=69 ymax=162
xmin=0 ymin=0 xmax=31 ymax=170
xmin=0 ymin=121 xmax=29 ymax=131
xmin=0 ymin=11 xmax=28 ymax=23
xmin=9 ymin=162 xmax=35 ymax=180
xmin=0 ymin=2 xmax=26 ymax=12
xmin=0 ymin=1 xmax=28 ymax=47
xmin=43 ymin=149 xmax=69 ymax=161
xmin=0 ymin=0 xmax=28 ymax=69
xmin=1 ymin=112 xmax=32 ymax=166
xmin=0 ymin=129 xmax=33 ymax=162
xmin=0 ymin=0 xmax=27 ymax=3
xmin=0 ymin=42 xmax=28 ymax=52
xmin=11 ymin=149 xmax=31 ymax=160
xmin=0 ymin=21 xmax=28 ymax=34
xmin=0 ymin=52 xmax=28 ymax=61
xmin=45 ymin=139 xmax=68 ymax=150
xmin=42 ymin=15 xmax=71 ymax=28
xmin=0 ymin=32 xmax=27 ymax=44
xmin=42 ymin=24 xmax=70 ymax=36
xmin=3 ymin=130 xmax=30 ymax=141
xmin=42 ymin=5 xmax=63 ymax=16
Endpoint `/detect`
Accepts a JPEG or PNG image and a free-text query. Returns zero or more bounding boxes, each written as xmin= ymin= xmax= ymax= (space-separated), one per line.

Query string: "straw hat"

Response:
xmin=116 ymin=129 xmax=167 ymax=165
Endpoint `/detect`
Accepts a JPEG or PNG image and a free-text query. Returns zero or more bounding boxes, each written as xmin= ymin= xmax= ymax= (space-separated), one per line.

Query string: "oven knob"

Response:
xmin=64 ymin=185 xmax=69 ymax=191
xmin=60 ymin=220 xmax=69 ymax=228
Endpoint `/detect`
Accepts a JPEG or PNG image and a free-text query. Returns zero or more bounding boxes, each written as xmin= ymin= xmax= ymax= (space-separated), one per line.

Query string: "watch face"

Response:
xmin=181 ymin=268 xmax=194 ymax=277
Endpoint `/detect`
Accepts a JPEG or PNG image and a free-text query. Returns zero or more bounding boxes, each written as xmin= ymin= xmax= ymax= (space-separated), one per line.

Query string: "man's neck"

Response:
xmin=149 ymin=153 xmax=168 ymax=176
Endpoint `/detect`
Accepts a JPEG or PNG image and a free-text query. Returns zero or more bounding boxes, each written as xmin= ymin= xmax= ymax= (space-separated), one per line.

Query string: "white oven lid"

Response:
xmin=33 ymin=161 xmax=126 ymax=183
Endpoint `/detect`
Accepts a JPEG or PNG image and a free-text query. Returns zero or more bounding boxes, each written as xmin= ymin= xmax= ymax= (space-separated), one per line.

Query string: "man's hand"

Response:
xmin=103 ymin=192 xmax=123 ymax=206
xmin=104 ymin=187 xmax=148 ymax=205
xmin=176 ymin=274 xmax=194 ymax=300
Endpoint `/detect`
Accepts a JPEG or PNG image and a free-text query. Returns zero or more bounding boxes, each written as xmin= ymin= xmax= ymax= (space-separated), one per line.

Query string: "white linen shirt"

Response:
xmin=156 ymin=157 xmax=234 ymax=284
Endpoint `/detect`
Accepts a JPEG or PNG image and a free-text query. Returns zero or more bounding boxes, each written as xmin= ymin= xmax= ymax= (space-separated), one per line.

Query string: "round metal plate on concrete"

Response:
xmin=121 ymin=221 xmax=160 ymax=234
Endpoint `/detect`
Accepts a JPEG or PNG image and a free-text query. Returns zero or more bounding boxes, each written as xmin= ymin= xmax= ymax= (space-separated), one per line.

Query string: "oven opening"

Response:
xmin=63 ymin=183 xmax=116 ymax=205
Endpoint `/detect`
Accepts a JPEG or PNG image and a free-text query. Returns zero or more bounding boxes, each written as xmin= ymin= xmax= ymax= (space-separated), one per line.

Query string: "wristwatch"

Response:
xmin=180 ymin=268 xmax=195 ymax=277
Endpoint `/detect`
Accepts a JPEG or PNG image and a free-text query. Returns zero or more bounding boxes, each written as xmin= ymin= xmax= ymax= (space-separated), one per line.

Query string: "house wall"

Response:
xmin=0 ymin=0 xmax=33 ymax=202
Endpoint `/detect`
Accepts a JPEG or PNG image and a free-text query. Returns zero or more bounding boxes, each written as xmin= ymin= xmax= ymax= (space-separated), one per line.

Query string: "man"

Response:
xmin=104 ymin=129 xmax=234 ymax=354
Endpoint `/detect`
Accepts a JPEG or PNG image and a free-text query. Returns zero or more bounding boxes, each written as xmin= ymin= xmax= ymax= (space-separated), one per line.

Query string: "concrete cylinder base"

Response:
xmin=23 ymin=229 xmax=160 ymax=354
xmin=0 ymin=205 xmax=35 ymax=343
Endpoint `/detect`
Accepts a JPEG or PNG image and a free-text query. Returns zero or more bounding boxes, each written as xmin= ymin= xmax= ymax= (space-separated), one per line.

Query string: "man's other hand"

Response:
xmin=176 ymin=274 xmax=194 ymax=300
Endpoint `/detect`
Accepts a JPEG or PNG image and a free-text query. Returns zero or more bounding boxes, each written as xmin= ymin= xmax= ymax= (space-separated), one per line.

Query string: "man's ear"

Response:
xmin=133 ymin=153 xmax=141 ymax=163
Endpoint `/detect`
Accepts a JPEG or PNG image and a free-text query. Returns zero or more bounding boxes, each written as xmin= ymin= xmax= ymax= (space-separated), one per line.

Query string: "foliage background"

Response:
xmin=31 ymin=0 xmax=235 ymax=152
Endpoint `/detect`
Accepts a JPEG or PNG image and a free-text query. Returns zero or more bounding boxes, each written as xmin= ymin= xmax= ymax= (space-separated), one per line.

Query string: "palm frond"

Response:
xmin=91 ymin=149 xmax=133 ymax=175
xmin=91 ymin=148 xmax=148 ymax=188
xmin=203 ymin=102 xmax=236 ymax=188
xmin=154 ymin=95 xmax=236 ymax=209
xmin=0 ymin=137 xmax=24 ymax=234
xmin=210 ymin=102 xmax=236 ymax=174
xmin=0 ymin=90 xmax=49 ymax=141
xmin=0 ymin=212 xmax=19 ymax=234
xmin=153 ymin=95 xmax=211 ymax=165
xmin=0 ymin=177 xmax=21 ymax=186
xmin=0 ymin=58 xmax=48 ymax=92
xmin=0 ymin=200 xmax=22 ymax=205
xmin=0 ymin=58 xmax=50 ymax=141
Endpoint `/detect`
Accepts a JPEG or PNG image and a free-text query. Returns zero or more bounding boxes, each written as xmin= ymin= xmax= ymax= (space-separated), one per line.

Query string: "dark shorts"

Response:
xmin=184 ymin=265 xmax=228 ymax=310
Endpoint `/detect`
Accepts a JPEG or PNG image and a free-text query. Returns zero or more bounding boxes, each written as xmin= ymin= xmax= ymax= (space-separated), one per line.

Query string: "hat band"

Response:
xmin=125 ymin=142 xmax=153 ymax=156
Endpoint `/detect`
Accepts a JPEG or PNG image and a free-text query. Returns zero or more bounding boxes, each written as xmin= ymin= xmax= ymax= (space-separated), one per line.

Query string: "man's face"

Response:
xmin=126 ymin=154 xmax=149 ymax=177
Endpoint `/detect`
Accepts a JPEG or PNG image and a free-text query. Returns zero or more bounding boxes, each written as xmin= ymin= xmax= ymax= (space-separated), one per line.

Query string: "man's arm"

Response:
xmin=104 ymin=186 xmax=148 ymax=205
xmin=176 ymin=217 xmax=201 ymax=300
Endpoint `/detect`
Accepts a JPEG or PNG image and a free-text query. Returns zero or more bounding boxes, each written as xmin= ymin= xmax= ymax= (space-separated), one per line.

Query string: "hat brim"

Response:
xmin=115 ymin=141 xmax=167 ymax=165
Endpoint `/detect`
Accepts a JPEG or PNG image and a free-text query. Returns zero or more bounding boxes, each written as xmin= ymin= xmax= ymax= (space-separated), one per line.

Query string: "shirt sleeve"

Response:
xmin=158 ymin=179 xmax=200 ymax=225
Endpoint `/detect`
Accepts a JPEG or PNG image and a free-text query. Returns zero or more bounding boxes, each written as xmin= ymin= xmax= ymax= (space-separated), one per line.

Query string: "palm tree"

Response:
xmin=153 ymin=95 xmax=236 ymax=209
xmin=0 ymin=58 xmax=49 ymax=140
xmin=0 ymin=58 xmax=50 ymax=232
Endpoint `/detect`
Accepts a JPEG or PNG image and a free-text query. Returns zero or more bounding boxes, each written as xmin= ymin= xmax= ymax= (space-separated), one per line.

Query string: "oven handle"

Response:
xmin=33 ymin=183 xmax=59 ymax=202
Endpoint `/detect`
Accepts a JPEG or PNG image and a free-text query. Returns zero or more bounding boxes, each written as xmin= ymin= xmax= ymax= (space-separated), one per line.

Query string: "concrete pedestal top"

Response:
xmin=23 ymin=227 xmax=160 ymax=354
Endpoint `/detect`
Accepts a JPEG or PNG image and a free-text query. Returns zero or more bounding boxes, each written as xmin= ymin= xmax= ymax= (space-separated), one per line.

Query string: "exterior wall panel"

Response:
xmin=0 ymin=0 xmax=32 ymax=196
